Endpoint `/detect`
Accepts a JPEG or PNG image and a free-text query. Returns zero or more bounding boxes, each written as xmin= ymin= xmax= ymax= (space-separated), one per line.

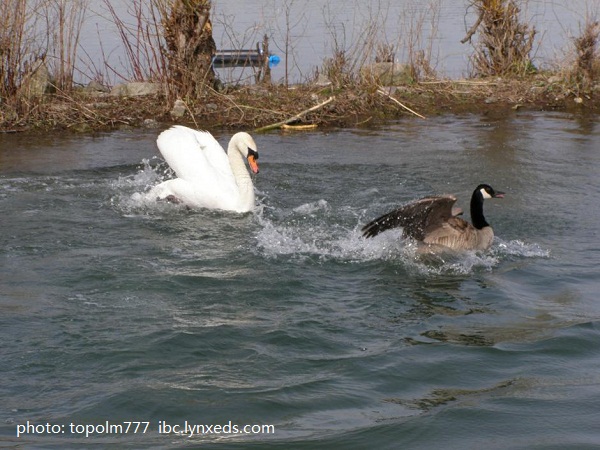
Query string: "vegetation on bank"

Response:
xmin=1 ymin=0 xmax=599 ymax=134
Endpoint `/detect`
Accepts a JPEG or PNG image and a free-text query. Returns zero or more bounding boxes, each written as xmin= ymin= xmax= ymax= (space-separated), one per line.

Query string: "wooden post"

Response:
xmin=261 ymin=34 xmax=271 ymax=84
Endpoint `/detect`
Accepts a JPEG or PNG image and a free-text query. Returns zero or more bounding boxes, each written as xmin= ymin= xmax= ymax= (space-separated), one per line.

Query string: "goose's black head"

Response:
xmin=470 ymin=184 xmax=504 ymax=229
xmin=475 ymin=184 xmax=505 ymax=200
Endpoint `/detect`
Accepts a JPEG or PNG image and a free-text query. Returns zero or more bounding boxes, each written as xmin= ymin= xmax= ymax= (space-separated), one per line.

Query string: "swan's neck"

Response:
xmin=228 ymin=142 xmax=254 ymax=210
xmin=470 ymin=190 xmax=489 ymax=229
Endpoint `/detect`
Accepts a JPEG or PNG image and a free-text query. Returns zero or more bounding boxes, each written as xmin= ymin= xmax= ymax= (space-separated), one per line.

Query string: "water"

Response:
xmin=1 ymin=112 xmax=600 ymax=449
xmin=85 ymin=0 xmax=590 ymax=84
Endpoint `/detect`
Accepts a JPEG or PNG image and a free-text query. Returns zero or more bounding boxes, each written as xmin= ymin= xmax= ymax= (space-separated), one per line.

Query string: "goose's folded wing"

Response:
xmin=156 ymin=126 xmax=236 ymax=188
xmin=423 ymin=217 xmax=477 ymax=248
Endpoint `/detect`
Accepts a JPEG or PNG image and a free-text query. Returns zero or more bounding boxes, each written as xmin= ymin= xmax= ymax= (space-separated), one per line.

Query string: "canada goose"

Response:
xmin=362 ymin=184 xmax=505 ymax=251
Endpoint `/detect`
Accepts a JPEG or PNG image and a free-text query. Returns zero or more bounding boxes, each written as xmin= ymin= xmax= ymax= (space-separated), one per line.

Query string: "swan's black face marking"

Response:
xmin=247 ymin=148 xmax=260 ymax=174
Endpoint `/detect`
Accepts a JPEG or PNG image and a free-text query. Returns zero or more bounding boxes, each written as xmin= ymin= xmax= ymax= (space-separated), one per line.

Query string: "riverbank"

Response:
xmin=1 ymin=74 xmax=598 ymax=134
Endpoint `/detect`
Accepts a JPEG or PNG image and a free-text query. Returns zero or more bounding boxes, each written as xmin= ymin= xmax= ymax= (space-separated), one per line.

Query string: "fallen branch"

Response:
xmin=281 ymin=123 xmax=318 ymax=131
xmin=254 ymin=96 xmax=334 ymax=132
xmin=376 ymin=88 xmax=426 ymax=119
xmin=418 ymin=80 xmax=498 ymax=86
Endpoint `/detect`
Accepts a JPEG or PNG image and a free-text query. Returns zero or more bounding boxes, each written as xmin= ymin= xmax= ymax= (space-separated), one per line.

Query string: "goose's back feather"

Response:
xmin=423 ymin=217 xmax=488 ymax=250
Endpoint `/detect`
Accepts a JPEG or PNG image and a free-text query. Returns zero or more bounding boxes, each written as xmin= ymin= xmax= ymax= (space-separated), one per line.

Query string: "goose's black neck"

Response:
xmin=470 ymin=189 xmax=489 ymax=229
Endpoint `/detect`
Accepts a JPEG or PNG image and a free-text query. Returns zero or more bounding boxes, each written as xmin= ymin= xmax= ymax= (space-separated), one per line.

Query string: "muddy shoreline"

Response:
xmin=1 ymin=75 xmax=598 ymax=134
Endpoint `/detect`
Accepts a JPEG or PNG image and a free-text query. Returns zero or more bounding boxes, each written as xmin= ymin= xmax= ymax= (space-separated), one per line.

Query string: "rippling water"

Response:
xmin=2 ymin=112 xmax=600 ymax=448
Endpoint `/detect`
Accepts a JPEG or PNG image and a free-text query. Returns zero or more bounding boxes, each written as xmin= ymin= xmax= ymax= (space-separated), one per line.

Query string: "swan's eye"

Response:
xmin=248 ymin=148 xmax=259 ymax=160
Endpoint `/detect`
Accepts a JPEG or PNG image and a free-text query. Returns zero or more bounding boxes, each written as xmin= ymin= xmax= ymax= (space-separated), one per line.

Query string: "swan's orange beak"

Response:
xmin=248 ymin=154 xmax=259 ymax=174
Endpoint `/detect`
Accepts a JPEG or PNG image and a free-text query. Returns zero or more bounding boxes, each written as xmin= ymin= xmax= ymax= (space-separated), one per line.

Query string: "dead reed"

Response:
xmin=46 ymin=0 xmax=88 ymax=91
xmin=0 ymin=0 xmax=44 ymax=112
xmin=102 ymin=0 xmax=167 ymax=85
xmin=465 ymin=0 xmax=536 ymax=77
xmin=573 ymin=17 xmax=600 ymax=90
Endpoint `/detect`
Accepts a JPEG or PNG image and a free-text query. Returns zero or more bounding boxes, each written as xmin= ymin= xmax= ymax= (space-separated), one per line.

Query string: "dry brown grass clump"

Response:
xmin=465 ymin=0 xmax=536 ymax=77
xmin=572 ymin=19 xmax=600 ymax=90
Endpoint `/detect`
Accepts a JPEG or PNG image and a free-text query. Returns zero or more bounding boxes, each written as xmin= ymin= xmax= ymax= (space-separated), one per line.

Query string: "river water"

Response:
xmin=1 ymin=111 xmax=600 ymax=448
xmin=85 ymin=0 xmax=590 ymax=84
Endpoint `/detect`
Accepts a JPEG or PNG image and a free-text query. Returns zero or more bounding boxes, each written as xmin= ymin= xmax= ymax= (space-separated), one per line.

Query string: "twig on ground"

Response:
xmin=376 ymin=88 xmax=426 ymax=119
xmin=254 ymin=96 xmax=335 ymax=132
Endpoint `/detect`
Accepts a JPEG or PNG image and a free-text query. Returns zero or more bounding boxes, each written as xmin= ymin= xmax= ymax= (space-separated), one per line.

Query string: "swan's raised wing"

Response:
xmin=362 ymin=195 xmax=458 ymax=240
xmin=156 ymin=126 xmax=237 ymax=189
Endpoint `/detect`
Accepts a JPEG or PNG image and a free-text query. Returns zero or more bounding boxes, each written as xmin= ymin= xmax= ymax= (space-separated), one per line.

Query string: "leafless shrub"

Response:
xmin=321 ymin=1 xmax=388 ymax=88
xmin=465 ymin=0 xmax=536 ymax=77
xmin=322 ymin=49 xmax=354 ymax=89
xmin=161 ymin=0 xmax=216 ymax=98
xmin=0 ymin=0 xmax=46 ymax=106
xmin=402 ymin=0 xmax=440 ymax=82
xmin=572 ymin=17 xmax=600 ymax=89
xmin=211 ymin=9 xmax=269 ymax=86
xmin=319 ymin=0 xmax=440 ymax=88
xmin=376 ymin=44 xmax=395 ymax=63
xmin=102 ymin=1 xmax=169 ymax=87
xmin=271 ymin=0 xmax=308 ymax=87
xmin=45 ymin=0 xmax=88 ymax=91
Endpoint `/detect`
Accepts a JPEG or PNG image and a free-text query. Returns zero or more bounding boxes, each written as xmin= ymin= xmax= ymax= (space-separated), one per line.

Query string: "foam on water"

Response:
xmin=254 ymin=198 xmax=550 ymax=275
xmin=109 ymin=158 xmax=185 ymax=215
xmin=106 ymin=162 xmax=551 ymax=276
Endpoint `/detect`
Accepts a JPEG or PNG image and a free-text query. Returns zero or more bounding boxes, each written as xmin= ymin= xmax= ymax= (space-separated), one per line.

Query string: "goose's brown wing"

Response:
xmin=362 ymin=195 xmax=458 ymax=240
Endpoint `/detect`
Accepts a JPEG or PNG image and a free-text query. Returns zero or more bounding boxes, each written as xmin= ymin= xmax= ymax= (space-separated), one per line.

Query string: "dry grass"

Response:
xmin=466 ymin=0 xmax=536 ymax=77
xmin=3 ymin=71 xmax=597 ymax=133
xmin=572 ymin=18 xmax=600 ymax=90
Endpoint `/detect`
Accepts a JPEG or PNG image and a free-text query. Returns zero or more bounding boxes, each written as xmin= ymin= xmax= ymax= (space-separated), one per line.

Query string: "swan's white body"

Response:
xmin=149 ymin=126 xmax=259 ymax=212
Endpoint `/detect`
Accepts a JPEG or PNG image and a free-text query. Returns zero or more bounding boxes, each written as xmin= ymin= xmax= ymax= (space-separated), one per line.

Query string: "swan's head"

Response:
xmin=476 ymin=184 xmax=505 ymax=200
xmin=233 ymin=132 xmax=259 ymax=174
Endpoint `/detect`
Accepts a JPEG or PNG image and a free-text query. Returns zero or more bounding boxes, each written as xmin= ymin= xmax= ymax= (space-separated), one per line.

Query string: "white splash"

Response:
xmin=293 ymin=199 xmax=330 ymax=215
xmin=493 ymin=238 xmax=551 ymax=259
xmin=253 ymin=199 xmax=550 ymax=274
xmin=110 ymin=158 xmax=184 ymax=214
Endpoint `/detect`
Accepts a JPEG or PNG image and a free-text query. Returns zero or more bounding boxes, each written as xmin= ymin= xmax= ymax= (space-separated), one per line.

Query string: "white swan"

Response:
xmin=148 ymin=126 xmax=260 ymax=212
